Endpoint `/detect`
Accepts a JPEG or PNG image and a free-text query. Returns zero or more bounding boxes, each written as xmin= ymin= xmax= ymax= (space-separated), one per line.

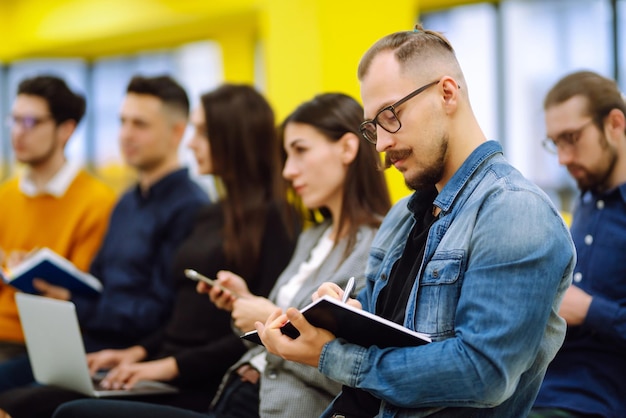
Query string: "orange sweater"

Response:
xmin=0 ymin=170 xmax=116 ymax=343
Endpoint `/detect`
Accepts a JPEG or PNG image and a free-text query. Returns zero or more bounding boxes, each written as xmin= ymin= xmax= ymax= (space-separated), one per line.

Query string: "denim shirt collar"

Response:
xmin=406 ymin=141 xmax=503 ymax=216
xmin=430 ymin=140 xmax=503 ymax=215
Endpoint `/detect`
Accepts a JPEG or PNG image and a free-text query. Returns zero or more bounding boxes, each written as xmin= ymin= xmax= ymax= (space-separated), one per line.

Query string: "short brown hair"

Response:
xmin=126 ymin=75 xmax=190 ymax=118
xmin=358 ymin=23 xmax=456 ymax=81
xmin=544 ymin=71 xmax=626 ymax=132
xmin=18 ymin=75 xmax=86 ymax=125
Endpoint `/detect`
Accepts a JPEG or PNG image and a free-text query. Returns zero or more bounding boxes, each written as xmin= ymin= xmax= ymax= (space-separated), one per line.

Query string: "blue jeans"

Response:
xmin=0 ymin=354 xmax=34 ymax=393
xmin=528 ymin=408 xmax=604 ymax=418
xmin=52 ymin=376 xmax=259 ymax=418
xmin=53 ymin=399 xmax=208 ymax=418
xmin=208 ymin=374 xmax=259 ymax=418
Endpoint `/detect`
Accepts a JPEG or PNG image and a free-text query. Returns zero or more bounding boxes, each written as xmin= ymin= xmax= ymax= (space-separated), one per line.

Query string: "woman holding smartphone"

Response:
xmin=51 ymin=92 xmax=391 ymax=418
xmin=0 ymin=84 xmax=299 ymax=418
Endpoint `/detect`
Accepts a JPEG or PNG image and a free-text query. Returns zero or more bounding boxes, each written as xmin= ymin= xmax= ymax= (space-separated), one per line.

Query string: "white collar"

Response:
xmin=19 ymin=160 xmax=82 ymax=197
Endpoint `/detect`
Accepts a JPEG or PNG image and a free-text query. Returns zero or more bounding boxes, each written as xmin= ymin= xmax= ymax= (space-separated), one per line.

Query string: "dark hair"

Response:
xmin=281 ymin=93 xmax=391 ymax=257
xmin=126 ymin=75 xmax=190 ymax=118
xmin=358 ymin=24 xmax=455 ymax=81
xmin=544 ymin=71 xmax=626 ymax=133
xmin=17 ymin=75 xmax=86 ymax=125
xmin=201 ymin=84 xmax=293 ymax=277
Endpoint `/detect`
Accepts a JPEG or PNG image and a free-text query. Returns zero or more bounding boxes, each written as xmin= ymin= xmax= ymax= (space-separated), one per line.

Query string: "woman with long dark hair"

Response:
xmin=51 ymin=92 xmax=391 ymax=418
xmin=0 ymin=84 xmax=299 ymax=418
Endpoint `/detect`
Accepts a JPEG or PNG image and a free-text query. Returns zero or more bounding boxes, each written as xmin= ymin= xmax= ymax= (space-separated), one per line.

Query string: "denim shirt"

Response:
xmin=319 ymin=141 xmax=576 ymax=418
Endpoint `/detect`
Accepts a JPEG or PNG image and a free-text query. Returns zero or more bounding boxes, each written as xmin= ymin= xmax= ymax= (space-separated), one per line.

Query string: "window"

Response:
xmin=422 ymin=0 xmax=616 ymax=212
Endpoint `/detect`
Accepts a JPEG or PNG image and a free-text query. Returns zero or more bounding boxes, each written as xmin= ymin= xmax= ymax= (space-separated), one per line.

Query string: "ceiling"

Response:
xmin=0 ymin=0 xmax=488 ymax=62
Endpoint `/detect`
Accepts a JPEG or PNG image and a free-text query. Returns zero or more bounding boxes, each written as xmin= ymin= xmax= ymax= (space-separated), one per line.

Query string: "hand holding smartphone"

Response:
xmin=184 ymin=269 xmax=238 ymax=298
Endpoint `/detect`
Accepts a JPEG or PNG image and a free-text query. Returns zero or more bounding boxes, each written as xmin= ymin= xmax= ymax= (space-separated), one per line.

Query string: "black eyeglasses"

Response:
xmin=5 ymin=115 xmax=54 ymax=131
xmin=359 ymin=80 xmax=440 ymax=144
xmin=542 ymin=119 xmax=594 ymax=154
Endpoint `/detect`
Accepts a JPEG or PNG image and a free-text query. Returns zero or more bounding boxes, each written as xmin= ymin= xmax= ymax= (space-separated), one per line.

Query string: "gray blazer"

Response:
xmin=212 ymin=220 xmax=379 ymax=417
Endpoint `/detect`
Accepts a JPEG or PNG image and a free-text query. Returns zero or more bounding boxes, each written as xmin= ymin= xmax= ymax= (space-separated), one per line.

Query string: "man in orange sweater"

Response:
xmin=0 ymin=75 xmax=116 ymax=361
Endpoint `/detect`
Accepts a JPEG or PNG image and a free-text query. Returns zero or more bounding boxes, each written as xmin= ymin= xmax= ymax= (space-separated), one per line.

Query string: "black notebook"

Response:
xmin=241 ymin=295 xmax=431 ymax=348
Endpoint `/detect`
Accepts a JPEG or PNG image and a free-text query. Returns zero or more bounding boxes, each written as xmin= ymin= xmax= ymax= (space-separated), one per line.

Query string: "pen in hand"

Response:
xmin=341 ymin=276 xmax=355 ymax=303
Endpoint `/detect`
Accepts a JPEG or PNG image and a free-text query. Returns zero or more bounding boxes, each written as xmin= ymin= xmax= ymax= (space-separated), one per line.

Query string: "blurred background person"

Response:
xmin=0 ymin=75 xmax=116 ymax=362
xmin=0 ymin=84 xmax=299 ymax=418
xmin=0 ymin=75 xmax=209 ymax=395
xmin=531 ymin=71 xmax=626 ymax=418
xmin=50 ymin=92 xmax=391 ymax=418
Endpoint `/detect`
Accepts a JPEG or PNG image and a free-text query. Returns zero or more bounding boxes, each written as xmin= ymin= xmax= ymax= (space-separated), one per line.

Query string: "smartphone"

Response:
xmin=184 ymin=269 xmax=235 ymax=296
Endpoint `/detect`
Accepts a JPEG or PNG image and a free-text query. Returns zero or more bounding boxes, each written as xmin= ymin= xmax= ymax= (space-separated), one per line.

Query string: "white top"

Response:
xmin=19 ymin=160 xmax=82 ymax=197
xmin=250 ymin=226 xmax=334 ymax=373
xmin=275 ymin=226 xmax=333 ymax=310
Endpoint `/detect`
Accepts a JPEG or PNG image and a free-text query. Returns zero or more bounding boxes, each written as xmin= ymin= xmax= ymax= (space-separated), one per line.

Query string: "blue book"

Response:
xmin=2 ymin=248 xmax=102 ymax=296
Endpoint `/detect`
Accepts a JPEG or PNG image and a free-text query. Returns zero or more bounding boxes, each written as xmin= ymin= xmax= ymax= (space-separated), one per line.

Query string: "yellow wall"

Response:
xmin=0 ymin=1 xmax=260 ymax=60
xmin=257 ymin=0 xmax=418 ymax=202
xmin=0 ymin=0 xmax=485 ymax=61
xmin=1 ymin=0 xmax=485 ymax=201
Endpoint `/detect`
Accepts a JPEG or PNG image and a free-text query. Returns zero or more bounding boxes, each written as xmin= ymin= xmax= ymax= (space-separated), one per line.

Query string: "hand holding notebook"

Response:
xmin=1 ymin=248 xmax=102 ymax=296
xmin=242 ymin=280 xmax=430 ymax=348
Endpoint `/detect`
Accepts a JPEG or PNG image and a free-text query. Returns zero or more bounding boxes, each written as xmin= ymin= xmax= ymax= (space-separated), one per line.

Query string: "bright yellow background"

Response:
xmin=1 ymin=0 xmax=489 ymax=202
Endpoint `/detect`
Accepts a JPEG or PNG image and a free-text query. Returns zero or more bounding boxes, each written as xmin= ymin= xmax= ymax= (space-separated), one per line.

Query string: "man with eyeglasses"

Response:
xmin=0 ymin=75 xmax=210 ymax=408
xmin=0 ymin=75 xmax=116 ymax=363
xmin=257 ymin=25 xmax=575 ymax=417
xmin=531 ymin=71 xmax=626 ymax=418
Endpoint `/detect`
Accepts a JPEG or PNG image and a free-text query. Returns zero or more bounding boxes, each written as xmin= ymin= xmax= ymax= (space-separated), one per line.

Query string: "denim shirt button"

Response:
xmin=381 ymin=273 xmax=387 ymax=281
xmin=432 ymin=269 xmax=439 ymax=278
xmin=573 ymin=272 xmax=583 ymax=283
xmin=584 ymin=234 xmax=593 ymax=245
xmin=596 ymin=199 xmax=605 ymax=209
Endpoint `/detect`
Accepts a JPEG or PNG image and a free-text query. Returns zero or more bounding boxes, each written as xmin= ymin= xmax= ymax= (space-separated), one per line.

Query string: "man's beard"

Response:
xmin=384 ymin=137 xmax=448 ymax=191
xmin=574 ymin=134 xmax=618 ymax=193
xmin=19 ymin=140 xmax=58 ymax=168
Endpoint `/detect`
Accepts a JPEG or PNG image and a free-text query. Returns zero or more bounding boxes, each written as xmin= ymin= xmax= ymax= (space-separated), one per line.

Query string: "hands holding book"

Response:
xmin=31 ymin=278 xmax=71 ymax=301
xmin=2 ymin=247 xmax=72 ymax=300
xmin=1 ymin=247 xmax=101 ymax=297
xmin=255 ymin=281 xmax=358 ymax=367
xmin=257 ymin=305 xmax=337 ymax=367
xmin=251 ymin=281 xmax=429 ymax=365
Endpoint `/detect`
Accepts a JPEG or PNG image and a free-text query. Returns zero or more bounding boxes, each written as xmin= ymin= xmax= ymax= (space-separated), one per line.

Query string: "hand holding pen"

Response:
xmin=312 ymin=277 xmax=359 ymax=309
xmin=341 ymin=276 xmax=356 ymax=303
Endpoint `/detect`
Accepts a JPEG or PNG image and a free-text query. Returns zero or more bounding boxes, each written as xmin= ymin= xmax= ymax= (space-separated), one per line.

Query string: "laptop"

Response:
xmin=15 ymin=292 xmax=178 ymax=398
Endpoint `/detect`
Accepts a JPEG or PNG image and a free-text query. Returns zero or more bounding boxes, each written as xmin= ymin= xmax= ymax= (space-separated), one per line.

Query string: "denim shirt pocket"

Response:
xmin=411 ymin=250 xmax=464 ymax=340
